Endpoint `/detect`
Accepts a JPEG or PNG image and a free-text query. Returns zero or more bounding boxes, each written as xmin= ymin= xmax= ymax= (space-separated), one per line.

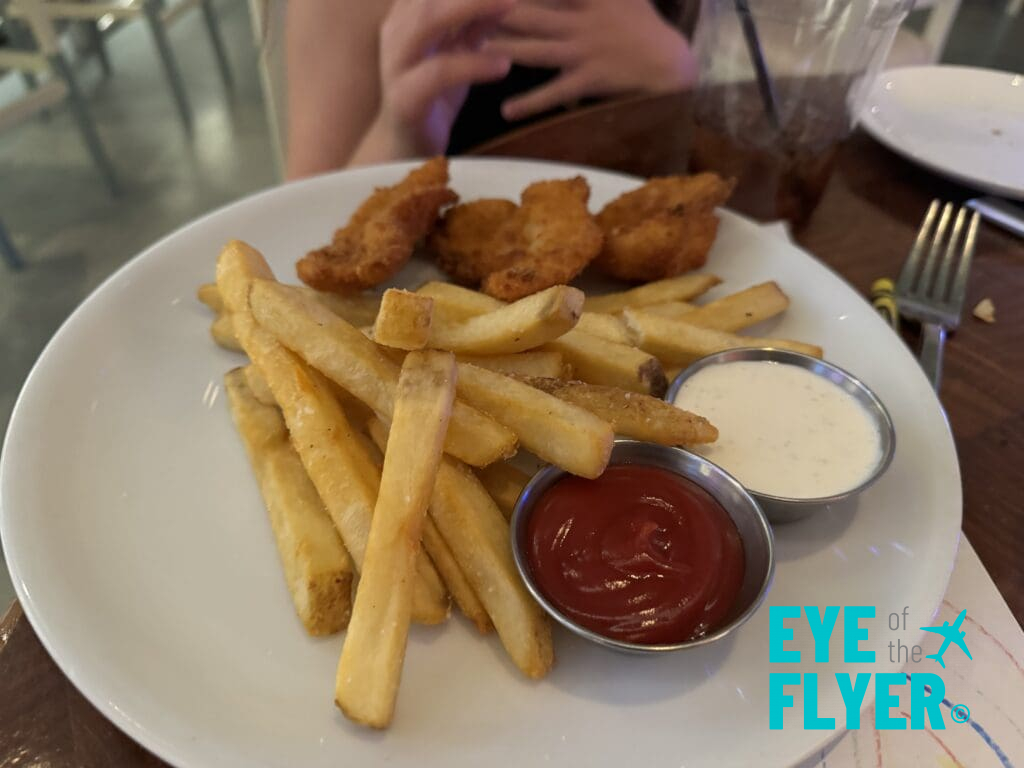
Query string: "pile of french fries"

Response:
xmin=201 ymin=239 xmax=822 ymax=729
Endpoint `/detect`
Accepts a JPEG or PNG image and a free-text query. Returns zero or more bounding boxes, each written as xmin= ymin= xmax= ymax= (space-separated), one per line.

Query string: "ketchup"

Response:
xmin=525 ymin=465 xmax=745 ymax=645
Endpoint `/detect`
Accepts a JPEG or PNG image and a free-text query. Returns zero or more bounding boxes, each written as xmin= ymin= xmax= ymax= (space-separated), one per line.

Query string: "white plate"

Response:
xmin=1 ymin=159 xmax=961 ymax=768
xmin=860 ymin=65 xmax=1024 ymax=199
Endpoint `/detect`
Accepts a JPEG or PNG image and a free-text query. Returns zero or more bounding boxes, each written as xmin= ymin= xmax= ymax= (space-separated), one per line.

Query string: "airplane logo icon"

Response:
xmin=920 ymin=609 xmax=972 ymax=669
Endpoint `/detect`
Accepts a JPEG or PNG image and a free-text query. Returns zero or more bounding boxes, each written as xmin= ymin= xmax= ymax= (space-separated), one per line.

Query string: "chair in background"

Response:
xmin=0 ymin=0 xmax=120 ymax=195
xmin=0 ymin=217 xmax=24 ymax=270
xmin=8 ymin=0 xmax=235 ymax=135
xmin=247 ymin=0 xmax=283 ymax=178
xmin=886 ymin=0 xmax=962 ymax=67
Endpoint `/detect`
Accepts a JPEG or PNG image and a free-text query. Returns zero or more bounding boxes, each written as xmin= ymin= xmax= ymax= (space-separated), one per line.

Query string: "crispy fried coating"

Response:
xmin=297 ymin=157 xmax=457 ymax=293
xmin=595 ymin=173 xmax=734 ymax=283
xmin=428 ymin=199 xmax=519 ymax=285
xmin=481 ymin=177 xmax=603 ymax=301
xmin=427 ymin=176 xmax=603 ymax=301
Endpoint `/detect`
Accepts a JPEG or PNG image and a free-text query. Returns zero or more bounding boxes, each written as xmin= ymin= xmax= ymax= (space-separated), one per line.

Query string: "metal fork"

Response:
xmin=894 ymin=200 xmax=981 ymax=391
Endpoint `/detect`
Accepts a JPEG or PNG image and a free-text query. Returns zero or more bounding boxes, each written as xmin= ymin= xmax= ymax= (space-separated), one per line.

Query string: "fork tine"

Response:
xmin=917 ymin=202 xmax=954 ymax=296
xmin=935 ymin=206 xmax=968 ymax=303
xmin=896 ymin=200 xmax=940 ymax=295
xmin=949 ymin=210 xmax=981 ymax=315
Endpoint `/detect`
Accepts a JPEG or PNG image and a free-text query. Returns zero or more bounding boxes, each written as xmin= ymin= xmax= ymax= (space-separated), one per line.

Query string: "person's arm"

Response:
xmin=285 ymin=0 xmax=389 ymax=179
xmin=286 ymin=0 xmax=514 ymax=178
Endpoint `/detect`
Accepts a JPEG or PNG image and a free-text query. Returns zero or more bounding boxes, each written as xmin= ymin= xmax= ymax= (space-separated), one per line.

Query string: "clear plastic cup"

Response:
xmin=689 ymin=0 xmax=914 ymax=225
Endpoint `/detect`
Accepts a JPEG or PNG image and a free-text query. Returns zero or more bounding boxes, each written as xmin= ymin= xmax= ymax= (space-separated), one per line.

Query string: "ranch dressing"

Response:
xmin=673 ymin=361 xmax=881 ymax=499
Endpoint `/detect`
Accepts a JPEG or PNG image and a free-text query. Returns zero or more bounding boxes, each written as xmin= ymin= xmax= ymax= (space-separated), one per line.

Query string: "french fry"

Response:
xmin=429 ymin=456 xmax=554 ymax=678
xmin=421 ymin=516 xmax=491 ymax=634
xmin=415 ymin=285 xmax=584 ymax=355
xmin=474 ymin=461 xmax=531 ymax=520
xmin=417 ymin=280 xmax=501 ymax=321
xmin=216 ymin=240 xmax=275 ymax=312
xmin=372 ymin=417 xmax=553 ymax=679
xmin=217 ymin=242 xmax=448 ymax=625
xmin=307 ymin=287 xmax=382 ymax=328
xmin=224 ymin=369 xmax=353 ymax=636
xmin=211 ymin=313 xmax=242 ymax=351
xmin=636 ymin=300 xmax=697 ymax=319
xmin=678 ymin=281 xmax=789 ymax=332
xmin=582 ymin=273 xmax=722 ymax=314
xmin=373 ymin=289 xmax=434 ymax=350
xmin=546 ymin=329 xmax=667 ymax=396
xmin=575 ymin=312 xmax=632 ymax=345
xmin=248 ymin=280 xmax=517 ymax=466
xmin=200 ymin=278 xmax=380 ymax=326
xmin=622 ymin=308 xmax=823 ymax=365
xmin=335 ymin=351 xmax=457 ymax=729
xmin=520 ymin=377 xmax=719 ymax=445
xmin=198 ymin=282 xmax=223 ymax=312
xmin=366 ymin=420 xmax=491 ymax=634
xmin=458 ymin=350 xmax=568 ymax=379
xmin=456 ymin=363 xmax=613 ymax=478
xmin=243 ymin=364 xmax=276 ymax=407
xmin=417 ymin=281 xmax=667 ymax=395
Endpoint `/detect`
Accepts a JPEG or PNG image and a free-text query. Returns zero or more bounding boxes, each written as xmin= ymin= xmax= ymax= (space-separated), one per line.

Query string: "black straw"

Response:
xmin=733 ymin=0 xmax=781 ymax=130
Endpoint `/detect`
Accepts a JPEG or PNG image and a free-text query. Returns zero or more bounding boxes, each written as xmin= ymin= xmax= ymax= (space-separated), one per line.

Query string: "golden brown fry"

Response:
xmin=216 ymin=240 xmax=275 ymax=312
xmin=622 ymin=308 xmax=823 ymax=365
xmin=210 ymin=313 xmax=242 ymax=351
xmin=456 ymin=363 xmax=613 ymax=478
xmin=248 ymin=280 xmax=517 ymax=466
xmin=474 ymin=461 xmax=531 ymax=520
xmin=217 ymin=242 xmax=447 ymax=625
xmin=225 ymin=369 xmax=353 ymax=636
xmin=371 ymin=418 xmax=553 ymax=678
xmin=428 ymin=455 xmax=553 ymax=678
xmin=366 ymin=420 xmax=491 ymax=634
xmin=416 ymin=281 xmax=665 ymax=394
xmin=575 ymin=312 xmax=632 ymax=345
xmin=297 ymin=157 xmax=457 ymax=293
xmin=306 ymin=288 xmax=382 ymax=327
xmin=520 ymin=377 xmax=718 ymax=445
xmin=428 ymin=285 xmax=583 ymax=355
xmin=243 ymin=364 xmax=276 ymax=407
xmin=197 ymin=282 xmax=223 ymax=312
xmin=373 ymin=289 xmax=434 ymax=350
xmin=457 ymin=350 xmax=567 ymax=379
xmin=335 ymin=351 xmax=457 ymax=729
xmin=677 ymin=281 xmax=789 ymax=332
xmin=385 ymin=284 xmax=583 ymax=355
xmin=546 ymin=329 xmax=666 ymax=396
xmin=634 ymin=300 xmax=697 ymax=319
xmin=481 ymin=178 xmax=603 ymax=301
xmin=595 ymin=174 xmax=735 ymax=281
xmin=428 ymin=198 xmax=519 ymax=284
xmin=582 ymin=273 xmax=722 ymax=314
xmin=418 ymin=280 xmax=503 ymax=320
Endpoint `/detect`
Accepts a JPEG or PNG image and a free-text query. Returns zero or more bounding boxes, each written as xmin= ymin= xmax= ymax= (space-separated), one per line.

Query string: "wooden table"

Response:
xmin=2 ymin=93 xmax=1022 ymax=766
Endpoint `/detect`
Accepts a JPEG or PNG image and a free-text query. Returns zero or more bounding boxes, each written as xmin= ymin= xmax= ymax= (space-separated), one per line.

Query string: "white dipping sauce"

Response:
xmin=673 ymin=361 xmax=882 ymax=499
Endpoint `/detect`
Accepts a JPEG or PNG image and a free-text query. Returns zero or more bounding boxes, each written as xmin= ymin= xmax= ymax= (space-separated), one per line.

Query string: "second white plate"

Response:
xmin=860 ymin=65 xmax=1024 ymax=199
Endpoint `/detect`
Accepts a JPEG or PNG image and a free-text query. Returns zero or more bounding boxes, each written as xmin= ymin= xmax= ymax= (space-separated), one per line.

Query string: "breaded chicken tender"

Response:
xmin=297 ymin=157 xmax=457 ymax=293
xmin=428 ymin=199 xmax=519 ymax=285
xmin=482 ymin=177 xmax=603 ymax=301
xmin=428 ymin=176 xmax=604 ymax=301
xmin=595 ymin=173 xmax=735 ymax=282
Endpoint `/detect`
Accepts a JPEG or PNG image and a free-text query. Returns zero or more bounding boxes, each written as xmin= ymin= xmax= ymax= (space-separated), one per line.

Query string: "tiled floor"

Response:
xmin=0 ymin=0 xmax=1022 ymax=609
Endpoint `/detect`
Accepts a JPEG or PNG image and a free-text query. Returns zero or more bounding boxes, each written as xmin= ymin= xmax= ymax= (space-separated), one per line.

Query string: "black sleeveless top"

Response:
xmin=446 ymin=0 xmax=693 ymax=153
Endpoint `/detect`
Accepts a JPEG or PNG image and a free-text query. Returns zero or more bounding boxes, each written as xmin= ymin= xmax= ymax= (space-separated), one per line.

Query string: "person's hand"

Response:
xmin=487 ymin=0 xmax=696 ymax=122
xmin=350 ymin=0 xmax=515 ymax=165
